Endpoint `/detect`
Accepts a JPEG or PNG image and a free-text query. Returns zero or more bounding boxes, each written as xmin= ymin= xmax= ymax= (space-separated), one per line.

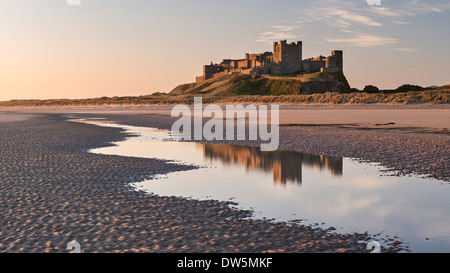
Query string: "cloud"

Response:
xmin=270 ymin=25 xmax=301 ymax=32
xmin=257 ymin=25 xmax=301 ymax=44
xmin=257 ymin=0 xmax=450 ymax=48
xmin=298 ymin=2 xmax=384 ymax=32
xmin=393 ymin=21 xmax=412 ymax=25
xmin=394 ymin=47 xmax=418 ymax=52
xmin=401 ymin=0 xmax=450 ymax=16
xmin=330 ymin=9 xmax=382 ymax=27
xmin=369 ymin=7 xmax=401 ymax=17
xmin=326 ymin=34 xmax=399 ymax=47
xmin=257 ymin=32 xmax=300 ymax=44
xmin=298 ymin=0 xmax=450 ymax=31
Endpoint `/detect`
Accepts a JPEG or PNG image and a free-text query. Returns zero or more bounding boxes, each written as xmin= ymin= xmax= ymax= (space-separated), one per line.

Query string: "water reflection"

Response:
xmin=83 ymin=119 xmax=450 ymax=253
xmin=200 ymin=143 xmax=342 ymax=185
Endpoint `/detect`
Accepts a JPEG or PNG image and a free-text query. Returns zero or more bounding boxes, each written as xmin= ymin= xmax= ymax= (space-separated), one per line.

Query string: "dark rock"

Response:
xmin=363 ymin=85 xmax=380 ymax=93
xmin=395 ymin=84 xmax=425 ymax=92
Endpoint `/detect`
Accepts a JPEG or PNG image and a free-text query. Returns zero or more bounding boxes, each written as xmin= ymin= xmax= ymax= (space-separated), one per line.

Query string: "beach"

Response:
xmin=14 ymin=103 xmax=446 ymax=180
xmin=0 ymin=105 xmax=448 ymax=252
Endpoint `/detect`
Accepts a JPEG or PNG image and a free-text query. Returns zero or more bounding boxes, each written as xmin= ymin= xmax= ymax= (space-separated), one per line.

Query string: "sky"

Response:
xmin=1 ymin=0 xmax=449 ymax=101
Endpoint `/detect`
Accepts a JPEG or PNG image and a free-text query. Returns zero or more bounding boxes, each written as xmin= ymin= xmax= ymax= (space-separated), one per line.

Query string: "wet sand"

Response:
xmin=66 ymin=106 xmax=449 ymax=182
xmin=4 ymin=104 xmax=448 ymax=131
xmin=0 ymin=113 xmax=397 ymax=253
xmin=1 ymin=104 xmax=448 ymax=253
xmin=0 ymin=112 xmax=34 ymax=123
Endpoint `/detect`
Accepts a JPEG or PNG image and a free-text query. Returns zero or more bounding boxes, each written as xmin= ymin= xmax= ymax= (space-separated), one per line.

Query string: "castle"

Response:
xmin=196 ymin=40 xmax=343 ymax=83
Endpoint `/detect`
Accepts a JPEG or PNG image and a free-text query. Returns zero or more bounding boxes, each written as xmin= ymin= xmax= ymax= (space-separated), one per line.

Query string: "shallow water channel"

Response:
xmin=79 ymin=118 xmax=450 ymax=253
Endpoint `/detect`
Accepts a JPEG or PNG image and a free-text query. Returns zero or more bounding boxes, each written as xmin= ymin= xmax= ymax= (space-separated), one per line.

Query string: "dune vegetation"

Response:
xmin=1 ymin=73 xmax=448 ymax=106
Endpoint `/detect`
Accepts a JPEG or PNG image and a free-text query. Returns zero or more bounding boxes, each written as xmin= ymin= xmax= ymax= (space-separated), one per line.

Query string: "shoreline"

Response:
xmin=64 ymin=106 xmax=449 ymax=182
xmin=2 ymin=106 xmax=448 ymax=181
xmin=0 ymin=113 xmax=404 ymax=253
xmin=2 ymin=103 xmax=449 ymax=131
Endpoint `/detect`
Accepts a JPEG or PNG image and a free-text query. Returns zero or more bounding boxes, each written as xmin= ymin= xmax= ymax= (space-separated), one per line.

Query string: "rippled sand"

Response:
xmin=0 ymin=113 xmax=400 ymax=253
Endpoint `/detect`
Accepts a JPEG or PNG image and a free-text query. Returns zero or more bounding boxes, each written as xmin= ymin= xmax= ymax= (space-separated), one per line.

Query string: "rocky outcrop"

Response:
xmin=171 ymin=72 xmax=351 ymax=96
xmin=300 ymin=80 xmax=350 ymax=94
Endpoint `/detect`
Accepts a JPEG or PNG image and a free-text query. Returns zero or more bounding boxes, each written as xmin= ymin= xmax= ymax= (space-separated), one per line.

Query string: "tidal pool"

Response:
xmin=80 ymin=119 xmax=450 ymax=253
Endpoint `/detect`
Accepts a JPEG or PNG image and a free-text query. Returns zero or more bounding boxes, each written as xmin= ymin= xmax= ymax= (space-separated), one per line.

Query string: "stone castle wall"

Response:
xmin=303 ymin=59 xmax=327 ymax=74
xmin=196 ymin=40 xmax=343 ymax=82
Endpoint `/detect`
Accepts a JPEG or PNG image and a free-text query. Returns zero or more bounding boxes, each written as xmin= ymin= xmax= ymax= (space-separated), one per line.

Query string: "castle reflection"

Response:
xmin=198 ymin=143 xmax=343 ymax=185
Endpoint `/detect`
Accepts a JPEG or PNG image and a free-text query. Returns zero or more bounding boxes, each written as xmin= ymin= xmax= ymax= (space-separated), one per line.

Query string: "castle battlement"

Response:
xmin=196 ymin=40 xmax=343 ymax=82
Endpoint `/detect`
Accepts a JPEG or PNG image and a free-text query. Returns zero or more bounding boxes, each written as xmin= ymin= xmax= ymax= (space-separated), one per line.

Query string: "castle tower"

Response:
xmin=273 ymin=40 xmax=302 ymax=63
xmin=325 ymin=50 xmax=343 ymax=72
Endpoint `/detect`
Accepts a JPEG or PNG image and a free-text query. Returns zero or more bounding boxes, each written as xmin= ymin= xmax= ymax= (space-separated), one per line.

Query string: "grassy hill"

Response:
xmin=170 ymin=72 xmax=351 ymax=97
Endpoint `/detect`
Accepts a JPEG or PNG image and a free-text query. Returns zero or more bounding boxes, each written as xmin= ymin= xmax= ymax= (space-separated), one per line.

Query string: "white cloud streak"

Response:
xmin=326 ymin=34 xmax=399 ymax=47
xmin=394 ymin=47 xmax=418 ymax=52
xmin=257 ymin=25 xmax=301 ymax=44
xmin=329 ymin=9 xmax=382 ymax=27
xmin=257 ymin=0 xmax=450 ymax=48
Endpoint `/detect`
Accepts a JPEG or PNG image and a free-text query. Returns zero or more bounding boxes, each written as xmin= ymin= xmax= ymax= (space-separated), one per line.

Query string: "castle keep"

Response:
xmin=196 ymin=40 xmax=343 ymax=83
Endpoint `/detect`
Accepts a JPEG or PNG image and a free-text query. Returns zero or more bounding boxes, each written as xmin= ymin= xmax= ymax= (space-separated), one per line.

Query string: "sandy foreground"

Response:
xmin=0 ymin=104 xmax=448 ymax=253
